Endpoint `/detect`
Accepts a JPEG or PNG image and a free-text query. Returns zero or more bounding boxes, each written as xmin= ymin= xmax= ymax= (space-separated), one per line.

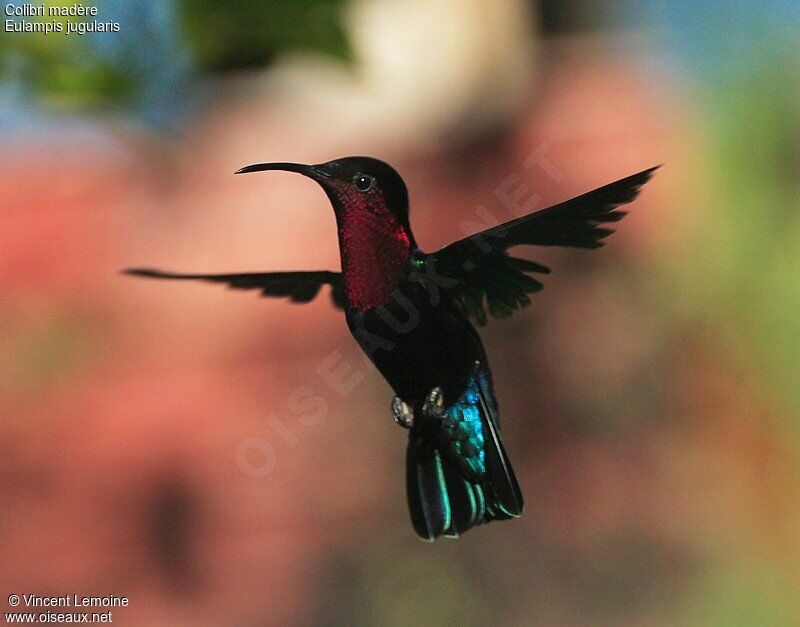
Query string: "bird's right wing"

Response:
xmin=124 ymin=268 xmax=346 ymax=309
xmin=422 ymin=166 xmax=659 ymax=325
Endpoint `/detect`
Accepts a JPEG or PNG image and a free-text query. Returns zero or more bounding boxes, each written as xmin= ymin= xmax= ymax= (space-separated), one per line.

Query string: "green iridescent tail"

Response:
xmin=406 ymin=370 xmax=523 ymax=541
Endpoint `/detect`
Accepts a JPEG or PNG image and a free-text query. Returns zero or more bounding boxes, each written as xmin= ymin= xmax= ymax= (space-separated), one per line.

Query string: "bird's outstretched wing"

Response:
xmin=421 ymin=166 xmax=659 ymax=325
xmin=124 ymin=268 xmax=346 ymax=308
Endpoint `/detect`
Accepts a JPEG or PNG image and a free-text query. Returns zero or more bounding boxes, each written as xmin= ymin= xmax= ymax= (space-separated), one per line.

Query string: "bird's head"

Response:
xmin=235 ymin=156 xmax=411 ymax=231
xmin=236 ymin=156 xmax=415 ymax=310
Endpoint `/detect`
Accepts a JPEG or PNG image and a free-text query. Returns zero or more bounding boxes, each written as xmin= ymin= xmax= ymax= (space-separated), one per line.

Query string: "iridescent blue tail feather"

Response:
xmin=406 ymin=367 xmax=523 ymax=541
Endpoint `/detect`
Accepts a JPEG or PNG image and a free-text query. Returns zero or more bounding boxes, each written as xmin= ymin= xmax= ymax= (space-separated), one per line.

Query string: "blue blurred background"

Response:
xmin=2 ymin=0 xmax=799 ymax=623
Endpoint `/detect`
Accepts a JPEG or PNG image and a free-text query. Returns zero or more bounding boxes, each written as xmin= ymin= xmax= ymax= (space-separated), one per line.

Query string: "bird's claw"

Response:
xmin=391 ymin=396 xmax=414 ymax=429
xmin=392 ymin=388 xmax=445 ymax=428
xmin=422 ymin=387 xmax=445 ymax=421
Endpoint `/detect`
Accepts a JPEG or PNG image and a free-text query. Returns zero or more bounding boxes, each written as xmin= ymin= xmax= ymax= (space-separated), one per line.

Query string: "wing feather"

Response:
xmin=425 ymin=166 xmax=658 ymax=325
xmin=124 ymin=268 xmax=345 ymax=308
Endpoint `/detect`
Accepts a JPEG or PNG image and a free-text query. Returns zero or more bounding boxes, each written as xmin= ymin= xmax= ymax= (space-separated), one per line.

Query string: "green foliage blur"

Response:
xmin=670 ymin=54 xmax=800 ymax=420
xmin=0 ymin=1 xmax=133 ymax=110
xmin=179 ymin=0 xmax=350 ymax=72
xmin=1 ymin=0 xmax=350 ymax=115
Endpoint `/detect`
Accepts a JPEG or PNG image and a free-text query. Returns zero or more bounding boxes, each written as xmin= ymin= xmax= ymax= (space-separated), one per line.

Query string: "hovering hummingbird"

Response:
xmin=126 ymin=157 xmax=658 ymax=541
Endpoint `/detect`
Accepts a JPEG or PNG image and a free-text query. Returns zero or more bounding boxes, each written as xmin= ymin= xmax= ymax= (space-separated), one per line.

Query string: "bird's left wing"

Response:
xmin=124 ymin=268 xmax=345 ymax=308
xmin=420 ymin=166 xmax=658 ymax=325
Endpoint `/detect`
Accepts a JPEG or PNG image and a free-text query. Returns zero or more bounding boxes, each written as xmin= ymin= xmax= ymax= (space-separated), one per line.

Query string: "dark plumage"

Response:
xmin=125 ymin=157 xmax=658 ymax=540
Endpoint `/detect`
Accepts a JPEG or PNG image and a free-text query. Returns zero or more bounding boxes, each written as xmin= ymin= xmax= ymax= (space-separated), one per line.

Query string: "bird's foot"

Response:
xmin=422 ymin=387 xmax=445 ymax=421
xmin=392 ymin=387 xmax=445 ymax=429
xmin=391 ymin=397 xmax=414 ymax=429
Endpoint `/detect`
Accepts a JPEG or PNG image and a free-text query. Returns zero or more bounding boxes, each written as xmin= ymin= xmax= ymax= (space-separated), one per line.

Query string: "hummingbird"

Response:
xmin=126 ymin=157 xmax=658 ymax=541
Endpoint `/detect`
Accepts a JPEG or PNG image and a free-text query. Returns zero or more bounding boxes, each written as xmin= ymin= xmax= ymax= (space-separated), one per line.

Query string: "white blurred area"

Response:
xmin=266 ymin=0 xmax=538 ymax=150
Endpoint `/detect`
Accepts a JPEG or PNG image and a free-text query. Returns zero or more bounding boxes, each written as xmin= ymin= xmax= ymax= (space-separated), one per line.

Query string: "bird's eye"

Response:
xmin=353 ymin=174 xmax=375 ymax=192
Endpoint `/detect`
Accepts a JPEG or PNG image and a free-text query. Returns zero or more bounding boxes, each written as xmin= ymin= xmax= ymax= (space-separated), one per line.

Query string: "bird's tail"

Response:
xmin=406 ymin=437 xmax=521 ymax=540
xmin=405 ymin=384 xmax=523 ymax=541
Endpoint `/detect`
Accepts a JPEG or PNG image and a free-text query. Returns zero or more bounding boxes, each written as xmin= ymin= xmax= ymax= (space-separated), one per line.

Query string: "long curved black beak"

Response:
xmin=234 ymin=162 xmax=332 ymax=181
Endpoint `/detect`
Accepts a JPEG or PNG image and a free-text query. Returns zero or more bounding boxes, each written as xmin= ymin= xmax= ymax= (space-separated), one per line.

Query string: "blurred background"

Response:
xmin=2 ymin=0 xmax=799 ymax=624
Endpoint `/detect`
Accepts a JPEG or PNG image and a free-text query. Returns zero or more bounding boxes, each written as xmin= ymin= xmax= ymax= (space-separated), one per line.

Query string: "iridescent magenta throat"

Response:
xmin=333 ymin=186 xmax=412 ymax=311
